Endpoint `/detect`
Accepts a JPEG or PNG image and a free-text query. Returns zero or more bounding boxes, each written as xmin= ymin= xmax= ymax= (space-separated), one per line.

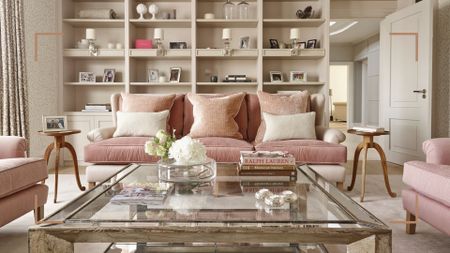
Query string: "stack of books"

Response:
xmin=351 ymin=126 xmax=385 ymax=133
xmin=238 ymin=151 xmax=297 ymax=181
xmin=224 ymin=75 xmax=252 ymax=82
xmin=82 ymin=103 xmax=111 ymax=112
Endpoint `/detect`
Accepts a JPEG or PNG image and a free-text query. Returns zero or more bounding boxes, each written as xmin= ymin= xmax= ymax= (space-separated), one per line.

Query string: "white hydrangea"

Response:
xmin=169 ymin=136 xmax=207 ymax=164
xmin=155 ymin=129 xmax=167 ymax=144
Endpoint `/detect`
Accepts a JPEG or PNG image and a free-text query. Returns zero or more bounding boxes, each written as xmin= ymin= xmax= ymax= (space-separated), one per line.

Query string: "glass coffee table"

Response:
xmin=29 ymin=163 xmax=391 ymax=253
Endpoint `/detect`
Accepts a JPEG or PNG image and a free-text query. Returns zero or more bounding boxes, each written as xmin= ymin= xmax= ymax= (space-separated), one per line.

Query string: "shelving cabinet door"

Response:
xmin=65 ymin=115 xmax=94 ymax=163
xmin=94 ymin=115 xmax=114 ymax=129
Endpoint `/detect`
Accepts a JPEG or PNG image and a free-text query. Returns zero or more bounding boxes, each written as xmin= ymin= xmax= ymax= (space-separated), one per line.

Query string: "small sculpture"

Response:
xmin=296 ymin=6 xmax=313 ymax=19
xmin=148 ymin=4 xmax=159 ymax=20
xmin=136 ymin=3 xmax=147 ymax=20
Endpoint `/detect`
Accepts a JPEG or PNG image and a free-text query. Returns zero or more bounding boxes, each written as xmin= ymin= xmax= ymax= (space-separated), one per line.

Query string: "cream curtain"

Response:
xmin=0 ymin=0 xmax=29 ymax=139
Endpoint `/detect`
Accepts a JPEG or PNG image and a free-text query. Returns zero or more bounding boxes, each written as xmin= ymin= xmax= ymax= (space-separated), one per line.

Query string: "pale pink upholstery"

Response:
xmin=196 ymin=137 xmax=254 ymax=162
xmin=402 ymin=138 xmax=450 ymax=235
xmin=0 ymin=136 xmax=27 ymax=158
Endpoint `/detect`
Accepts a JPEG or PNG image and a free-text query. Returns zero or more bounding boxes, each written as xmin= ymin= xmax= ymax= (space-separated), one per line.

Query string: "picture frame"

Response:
xmin=148 ymin=69 xmax=159 ymax=83
xmin=169 ymin=67 xmax=181 ymax=83
xmin=42 ymin=116 xmax=67 ymax=132
xmin=290 ymin=71 xmax=307 ymax=82
xmin=102 ymin=69 xmax=116 ymax=83
xmin=240 ymin=36 xmax=250 ymax=49
xmin=79 ymin=72 xmax=95 ymax=83
xmin=299 ymin=42 xmax=307 ymax=49
xmin=269 ymin=39 xmax=279 ymax=49
xmin=270 ymin=71 xmax=283 ymax=83
xmin=306 ymin=39 xmax=317 ymax=49
xmin=169 ymin=42 xmax=188 ymax=49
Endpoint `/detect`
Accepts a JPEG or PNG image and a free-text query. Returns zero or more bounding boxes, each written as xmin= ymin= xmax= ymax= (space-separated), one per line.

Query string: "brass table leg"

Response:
xmin=64 ymin=142 xmax=86 ymax=191
xmin=347 ymin=143 xmax=364 ymax=191
xmin=373 ymin=143 xmax=397 ymax=198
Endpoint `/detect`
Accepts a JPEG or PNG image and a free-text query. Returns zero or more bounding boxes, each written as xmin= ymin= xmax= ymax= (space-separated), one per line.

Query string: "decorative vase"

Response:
xmin=148 ymin=4 xmax=159 ymax=20
xmin=158 ymin=158 xmax=217 ymax=183
xmin=223 ymin=0 xmax=235 ymax=20
xmin=136 ymin=3 xmax=147 ymax=20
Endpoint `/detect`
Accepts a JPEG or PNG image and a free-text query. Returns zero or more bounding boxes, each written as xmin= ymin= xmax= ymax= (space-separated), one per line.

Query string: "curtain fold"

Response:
xmin=0 ymin=0 xmax=29 ymax=139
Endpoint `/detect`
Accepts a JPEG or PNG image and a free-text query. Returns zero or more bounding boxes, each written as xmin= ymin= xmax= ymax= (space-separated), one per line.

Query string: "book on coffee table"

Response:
xmin=110 ymin=182 xmax=173 ymax=206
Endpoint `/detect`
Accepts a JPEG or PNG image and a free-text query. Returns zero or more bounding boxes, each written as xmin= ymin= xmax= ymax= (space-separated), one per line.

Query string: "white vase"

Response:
xmin=136 ymin=4 xmax=147 ymax=20
xmin=148 ymin=4 xmax=159 ymax=20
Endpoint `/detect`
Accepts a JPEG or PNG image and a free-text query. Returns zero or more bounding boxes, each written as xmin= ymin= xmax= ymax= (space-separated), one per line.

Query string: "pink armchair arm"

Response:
xmin=423 ymin=138 xmax=450 ymax=165
xmin=0 ymin=136 xmax=27 ymax=159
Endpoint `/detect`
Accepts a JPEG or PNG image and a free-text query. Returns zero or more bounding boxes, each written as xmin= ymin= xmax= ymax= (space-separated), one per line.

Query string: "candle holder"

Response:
xmin=88 ymin=39 xmax=98 ymax=56
xmin=155 ymin=38 xmax=165 ymax=56
xmin=290 ymin=38 xmax=299 ymax=56
xmin=223 ymin=38 xmax=232 ymax=56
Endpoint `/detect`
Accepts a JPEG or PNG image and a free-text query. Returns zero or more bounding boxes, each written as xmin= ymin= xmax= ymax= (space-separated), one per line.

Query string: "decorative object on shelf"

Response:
xmin=290 ymin=71 xmax=307 ymax=82
xmin=107 ymin=43 xmax=115 ymax=49
xmin=154 ymin=28 xmax=165 ymax=55
xmin=148 ymin=69 xmax=159 ymax=83
xmin=222 ymin=28 xmax=232 ymax=56
xmin=103 ymin=69 xmax=115 ymax=82
xmin=159 ymin=75 xmax=167 ymax=83
xmin=223 ymin=0 xmax=235 ymax=20
xmin=116 ymin=43 xmax=123 ymax=49
xmin=135 ymin=39 xmax=153 ymax=49
xmin=299 ymin=41 xmax=307 ymax=49
xmin=210 ymin=75 xmax=218 ymax=82
xmin=79 ymin=9 xmax=117 ymax=19
xmin=169 ymin=67 xmax=181 ymax=82
xmin=307 ymin=39 xmax=317 ymax=49
xmin=290 ymin=28 xmax=300 ymax=49
xmin=224 ymin=74 xmax=250 ymax=82
xmin=77 ymin=39 xmax=89 ymax=49
xmin=279 ymin=43 xmax=286 ymax=49
xmin=86 ymin=28 xmax=98 ymax=56
xmin=239 ymin=36 xmax=250 ymax=49
xmin=79 ymin=72 xmax=95 ymax=83
xmin=172 ymin=9 xmax=177 ymax=19
xmin=148 ymin=3 xmax=159 ymax=20
xmin=296 ymin=6 xmax=313 ymax=19
xmin=162 ymin=12 xmax=170 ymax=19
xmin=238 ymin=0 xmax=249 ymax=19
xmin=169 ymin=42 xmax=187 ymax=49
xmin=145 ymin=129 xmax=176 ymax=160
xmin=136 ymin=3 xmax=147 ymax=20
xmin=269 ymin=39 xmax=279 ymax=49
xmin=204 ymin=13 xmax=215 ymax=19
xmin=42 ymin=116 xmax=67 ymax=132
xmin=270 ymin=71 xmax=283 ymax=83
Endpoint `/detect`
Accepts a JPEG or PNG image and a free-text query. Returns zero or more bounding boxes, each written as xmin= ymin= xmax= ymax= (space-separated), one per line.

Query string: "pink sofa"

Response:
xmin=402 ymin=138 xmax=450 ymax=235
xmin=85 ymin=93 xmax=347 ymax=165
xmin=0 ymin=136 xmax=48 ymax=227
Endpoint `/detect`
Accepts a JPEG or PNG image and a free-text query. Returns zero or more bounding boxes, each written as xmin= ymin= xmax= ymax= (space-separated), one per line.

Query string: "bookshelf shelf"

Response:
xmin=64 ymin=82 xmax=125 ymax=86
xmin=263 ymin=19 xmax=326 ymax=27
xmin=263 ymin=82 xmax=325 ymax=86
xmin=64 ymin=49 xmax=125 ymax=58
xmin=130 ymin=19 xmax=192 ymax=28
xmin=130 ymin=82 xmax=191 ymax=86
xmin=129 ymin=49 xmax=191 ymax=58
xmin=63 ymin=19 xmax=125 ymax=28
xmin=197 ymin=82 xmax=258 ymax=86
xmin=196 ymin=19 xmax=258 ymax=28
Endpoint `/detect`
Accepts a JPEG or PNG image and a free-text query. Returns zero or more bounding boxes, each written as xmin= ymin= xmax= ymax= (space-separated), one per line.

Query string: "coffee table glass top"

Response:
xmin=45 ymin=164 xmax=385 ymax=228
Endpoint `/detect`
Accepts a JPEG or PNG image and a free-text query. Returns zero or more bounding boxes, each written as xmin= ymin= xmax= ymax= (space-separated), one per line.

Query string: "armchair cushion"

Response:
xmin=423 ymin=138 xmax=450 ymax=165
xmin=0 ymin=136 xmax=26 ymax=159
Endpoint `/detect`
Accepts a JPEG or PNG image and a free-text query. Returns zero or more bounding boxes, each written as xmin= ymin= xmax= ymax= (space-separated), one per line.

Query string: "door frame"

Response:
xmin=330 ymin=61 xmax=354 ymax=127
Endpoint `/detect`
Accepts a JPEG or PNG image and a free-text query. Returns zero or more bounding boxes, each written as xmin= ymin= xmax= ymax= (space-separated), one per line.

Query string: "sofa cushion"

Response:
xmin=196 ymin=137 xmax=254 ymax=163
xmin=121 ymin=92 xmax=176 ymax=112
xmin=113 ymin=110 xmax=169 ymax=137
xmin=403 ymin=161 xmax=450 ymax=207
xmin=84 ymin=137 xmax=159 ymax=164
xmin=255 ymin=140 xmax=347 ymax=164
xmin=0 ymin=158 xmax=48 ymax=198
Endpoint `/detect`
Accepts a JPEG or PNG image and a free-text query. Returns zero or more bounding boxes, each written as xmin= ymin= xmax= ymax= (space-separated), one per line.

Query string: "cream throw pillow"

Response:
xmin=113 ymin=111 xmax=169 ymax=137
xmin=262 ymin=112 xmax=316 ymax=142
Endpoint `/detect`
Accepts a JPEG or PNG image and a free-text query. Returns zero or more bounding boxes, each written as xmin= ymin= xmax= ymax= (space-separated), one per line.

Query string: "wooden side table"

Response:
xmin=38 ymin=130 xmax=86 ymax=203
xmin=346 ymin=129 xmax=397 ymax=202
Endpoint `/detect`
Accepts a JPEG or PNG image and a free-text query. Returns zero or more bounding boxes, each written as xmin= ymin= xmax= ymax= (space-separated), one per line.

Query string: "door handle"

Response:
xmin=413 ymin=89 xmax=426 ymax=98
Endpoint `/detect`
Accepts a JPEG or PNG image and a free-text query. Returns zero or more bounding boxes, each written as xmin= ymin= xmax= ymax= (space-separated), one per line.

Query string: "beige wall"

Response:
xmin=330 ymin=44 xmax=354 ymax=62
xmin=24 ymin=0 xmax=59 ymax=157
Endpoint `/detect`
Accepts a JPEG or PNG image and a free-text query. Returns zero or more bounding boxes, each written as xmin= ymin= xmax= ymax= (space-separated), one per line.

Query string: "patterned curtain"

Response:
xmin=0 ymin=0 xmax=29 ymax=139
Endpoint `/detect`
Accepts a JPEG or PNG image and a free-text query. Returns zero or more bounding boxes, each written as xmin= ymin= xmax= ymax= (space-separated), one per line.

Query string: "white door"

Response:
xmin=380 ymin=0 xmax=435 ymax=164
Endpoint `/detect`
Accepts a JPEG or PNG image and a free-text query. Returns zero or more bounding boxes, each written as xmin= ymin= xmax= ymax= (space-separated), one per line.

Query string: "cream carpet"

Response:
xmin=1 ymin=166 xmax=450 ymax=253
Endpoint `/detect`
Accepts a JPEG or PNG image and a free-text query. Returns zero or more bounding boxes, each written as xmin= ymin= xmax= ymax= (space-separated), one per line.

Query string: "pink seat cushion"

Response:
xmin=196 ymin=137 xmax=254 ymax=163
xmin=255 ymin=140 xmax=347 ymax=164
xmin=84 ymin=137 xmax=158 ymax=164
xmin=403 ymin=161 xmax=450 ymax=207
xmin=0 ymin=158 xmax=48 ymax=198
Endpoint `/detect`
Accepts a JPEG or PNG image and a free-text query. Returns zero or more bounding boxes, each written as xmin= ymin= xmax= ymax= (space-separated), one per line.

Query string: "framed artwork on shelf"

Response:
xmin=103 ymin=69 xmax=116 ymax=83
xmin=240 ymin=36 xmax=250 ymax=49
xmin=270 ymin=71 xmax=283 ymax=82
xmin=79 ymin=72 xmax=95 ymax=83
xmin=42 ymin=116 xmax=67 ymax=132
xmin=306 ymin=39 xmax=317 ymax=49
xmin=299 ymin=42 xmax=307 ymax=49
xmin=169 ymin=67 xmax=181 ymax=83
xmin=148 ymin=69 xmax=159 ymax=83
xmin=269 ymin=39 xmax=279 ymax=49
xmin=169 ymin=42 xmax=188 ymax=49
xmin=290 ymin=71 xmax=307 ymax=82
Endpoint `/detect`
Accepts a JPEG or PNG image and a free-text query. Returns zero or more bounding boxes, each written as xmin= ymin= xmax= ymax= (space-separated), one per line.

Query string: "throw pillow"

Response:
xmin=113 ymin=111 xmax=169 ymax=137
xmin=255 ymin=90 xmax=310 ymax=143
xmin=121 ymin=93 xmax=176 ymax=112
xmin=262 ymin=112 xmax=316 ymax=142
xmin=187 ymin=92 xmax=246 ymax=139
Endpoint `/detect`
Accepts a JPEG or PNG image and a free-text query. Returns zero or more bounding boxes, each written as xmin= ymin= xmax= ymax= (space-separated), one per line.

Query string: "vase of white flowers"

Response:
xmin=144 ymin=130 xmax=176 ymax=160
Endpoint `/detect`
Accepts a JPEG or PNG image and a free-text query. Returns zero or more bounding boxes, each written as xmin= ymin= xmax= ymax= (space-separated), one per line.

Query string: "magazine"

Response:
xmin=110 ymin=182 xmax=174 ymax=206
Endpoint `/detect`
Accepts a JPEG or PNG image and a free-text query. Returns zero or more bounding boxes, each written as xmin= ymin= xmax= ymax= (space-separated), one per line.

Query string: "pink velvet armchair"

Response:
xmin=0 ymin=136 xmax=48 ymax=227
xmin=402 ymin=138 xmax=450 ymax=235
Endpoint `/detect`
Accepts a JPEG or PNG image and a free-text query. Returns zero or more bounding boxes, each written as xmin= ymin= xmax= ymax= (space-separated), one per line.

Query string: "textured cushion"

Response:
xmin=403 ymin=161 xmax=450 ymax=206
xmin=196 ymin=137 xmax=254 ymax=163
xmin=84 ymin=137 xmax=159 ymax=164
xmin=121 ymin=93 xmax=176 ymax=112
xmin=186 ymin=93 xmax=246 ymax=139
xmin=262 ymin=112 xmax=316 ymax=142
xmin=255 ymin=91 xmax=310 ymax=143
xmin=0 ymin=136 xmax=27 ymax=159
xmin=113 ymin=111 xmax=169 ymax=137
xmin=0 ymin=158 xmax=48 ymax=198
xmin=255 ymin=139 xmax=347 ymax=164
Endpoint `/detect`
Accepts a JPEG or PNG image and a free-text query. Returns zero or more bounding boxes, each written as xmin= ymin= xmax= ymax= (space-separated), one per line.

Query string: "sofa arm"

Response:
xmin=316 ymin=126 xmax=346 ymax=144
xmin=0 ymin=136 xmax=27 ymax=158
xmin=423 ymin=138 xmax=450 ymax=165
xmin=87 ymin=127 xmax=116 ymax=143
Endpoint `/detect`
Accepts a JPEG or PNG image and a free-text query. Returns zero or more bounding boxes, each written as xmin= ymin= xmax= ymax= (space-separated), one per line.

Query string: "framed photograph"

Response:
xmin=42 ymin=116 xmax=67 ymax=132
xmin=240 ymin=36 xmax=250 ymax=49
xmin=102 ymin=69 xmax=115 ymax=83
xmin=169 ymin=42 xmax=188 ymax=49
xmin=79 ymin=72 xmax=95 ymax=83
xmin=270 ymin=71 xmax=283 ymax=83
xmin=290 ymin=71 xmax=307 ymax=82
xmin=269 ymin=39 xmax=279 ymax=49
xmin=306 ymin=39 xmax=317 ymax=49
xmin=148 ymin=69 xmax=159 ymax=83
xmin=169 ymin=67 xmax=181 ymax=83
xmin=299 ymin=42 xmax=307 ymax=49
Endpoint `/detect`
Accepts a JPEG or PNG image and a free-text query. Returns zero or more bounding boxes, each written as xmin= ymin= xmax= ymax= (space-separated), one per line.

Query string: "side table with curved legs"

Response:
xmin=39 ymin=130 xmax=86 ymax=203
xmin=346 ymin=129 xmax=397 ymax=202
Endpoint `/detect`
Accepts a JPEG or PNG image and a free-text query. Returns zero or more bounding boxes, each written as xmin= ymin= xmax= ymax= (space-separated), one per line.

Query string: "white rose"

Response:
xmin=169 ymin=136 xmax=207 ymax=164
xmin=144 ymin=141 xmax=155 ymax=155
xmin=155 ymin=129 xmax=168 ymax=144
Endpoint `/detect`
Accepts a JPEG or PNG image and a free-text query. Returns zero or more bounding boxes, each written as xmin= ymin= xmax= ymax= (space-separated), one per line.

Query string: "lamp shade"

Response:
xmin=86 ymin=28 xmax=96 ymax=40
xmin=290 ymin=28 xmax=300 ymax=40
xmin=222 ymin=28 xmax=231 ymax=40
xmin=154 ymin=28 xmax=164 ymax=40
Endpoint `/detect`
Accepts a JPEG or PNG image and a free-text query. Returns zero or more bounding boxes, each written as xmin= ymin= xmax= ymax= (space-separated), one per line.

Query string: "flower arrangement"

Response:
xmin=145 ymin=130 xmax=175 ymax=160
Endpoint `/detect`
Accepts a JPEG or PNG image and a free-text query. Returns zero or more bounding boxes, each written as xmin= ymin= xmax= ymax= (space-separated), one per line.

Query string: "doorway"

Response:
xmin=329 ymin=63 xmax=353 ymax=130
